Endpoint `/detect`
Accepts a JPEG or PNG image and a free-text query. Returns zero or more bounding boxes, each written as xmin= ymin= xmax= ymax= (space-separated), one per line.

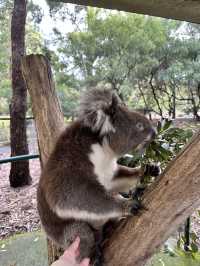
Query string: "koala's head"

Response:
xmin=78 ymin=88 xmax=155 ymax=156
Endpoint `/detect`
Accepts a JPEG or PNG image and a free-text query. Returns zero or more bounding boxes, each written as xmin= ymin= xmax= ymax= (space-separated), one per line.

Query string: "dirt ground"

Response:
xmin=0 ymin=156 xmax=41 ymax=239
xmin=0 ymin=118 xmax=200 ymax=244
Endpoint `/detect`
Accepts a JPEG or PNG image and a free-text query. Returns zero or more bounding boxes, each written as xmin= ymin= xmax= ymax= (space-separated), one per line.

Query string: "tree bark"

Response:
xmin=103 ymin=131 xmax=200 ymax=266
xmin=21 ymin=54 xmax=64 ymax=265
xmin=10 ymin=0 xmax=31 ymax=187
xmin=22 ymin=54 xmax=200 ymax=266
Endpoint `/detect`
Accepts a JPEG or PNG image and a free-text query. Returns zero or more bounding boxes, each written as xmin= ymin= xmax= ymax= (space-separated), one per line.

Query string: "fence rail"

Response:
xmin=0 ymin=154 xmax=39 ymax=164
xmin=0 ymin=116 xmax=34 ymax=120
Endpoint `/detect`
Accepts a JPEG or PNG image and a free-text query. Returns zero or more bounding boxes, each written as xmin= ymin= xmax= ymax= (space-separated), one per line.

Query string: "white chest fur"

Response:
xmin=89 ymin=142 xmax=117 ymax=190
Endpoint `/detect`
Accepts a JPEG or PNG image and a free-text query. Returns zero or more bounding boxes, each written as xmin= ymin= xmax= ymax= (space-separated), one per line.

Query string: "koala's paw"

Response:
xmin=144 ymin=164 xmax=161 ymax=177
xmin=132 ymin=186 xmax=146 ymax=200
xmin=130 ymin=199 xmax=145 ymax=215
xmin=122 ymin=199 xmax=145 ymax=216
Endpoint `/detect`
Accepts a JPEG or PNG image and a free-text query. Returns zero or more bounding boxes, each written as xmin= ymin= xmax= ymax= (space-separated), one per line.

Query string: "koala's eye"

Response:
xmin=136 ymin=122 xmax=144 ymax=131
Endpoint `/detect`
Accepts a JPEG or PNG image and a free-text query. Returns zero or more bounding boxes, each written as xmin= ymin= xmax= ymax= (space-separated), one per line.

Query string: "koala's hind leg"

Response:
xmin=61 ymin=221 xmax=95 ymax=261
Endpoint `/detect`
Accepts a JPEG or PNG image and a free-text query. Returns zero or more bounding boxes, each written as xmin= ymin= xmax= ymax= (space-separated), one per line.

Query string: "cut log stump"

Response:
xmin=22 ymin=54 xmax=64 ymax=265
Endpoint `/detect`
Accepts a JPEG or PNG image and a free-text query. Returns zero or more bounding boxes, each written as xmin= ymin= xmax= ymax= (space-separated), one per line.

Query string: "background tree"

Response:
xmin=3 ymin=0 xmax=44 ymax=187
xmin=9 ymin=0 xmax=31 ymax=187
xmin=0 ymin=1 xmax=12 ymax=115
xmin=0 ymin=1 xmax=44 ymax=115
xmin=50 ymin=7 xmax=182 ymax=114
xmin=2 ymin=4 xmax=200 ymax=120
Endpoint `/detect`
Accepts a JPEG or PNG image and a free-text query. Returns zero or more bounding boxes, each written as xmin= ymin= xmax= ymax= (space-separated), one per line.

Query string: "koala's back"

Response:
xmin=39 ymin=120 xmax=101 ymax=201
xmin=37 ymin=121 xmax=102 ymax=250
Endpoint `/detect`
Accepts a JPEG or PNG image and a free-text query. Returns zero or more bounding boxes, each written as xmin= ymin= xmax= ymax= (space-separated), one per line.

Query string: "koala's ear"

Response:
xmin=78 ymin=88 xmax=119 ymax=135
xmin=83 ymin=108 xmax=115 ymax=135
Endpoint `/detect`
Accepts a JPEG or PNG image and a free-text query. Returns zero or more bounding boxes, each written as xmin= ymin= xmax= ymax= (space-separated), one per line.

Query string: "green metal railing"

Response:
xmin=0 ymin=116 xmax=34 ymax=120
xmin=0 ymin=154 xmax=39 ymax=164
xmin=0 ymin=116 xmax=39 ymax=164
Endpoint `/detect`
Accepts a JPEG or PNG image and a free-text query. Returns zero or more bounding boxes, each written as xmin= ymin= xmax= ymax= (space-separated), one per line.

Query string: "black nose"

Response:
xmin=151 ymin=128 xmax=156 ymax=139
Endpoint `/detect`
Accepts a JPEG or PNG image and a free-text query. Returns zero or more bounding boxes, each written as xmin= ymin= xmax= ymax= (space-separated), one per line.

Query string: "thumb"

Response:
xmin=80 ymin=258 xmax=90 ymax=266
xmin=63 ymin=237 xmax=80 ymax=257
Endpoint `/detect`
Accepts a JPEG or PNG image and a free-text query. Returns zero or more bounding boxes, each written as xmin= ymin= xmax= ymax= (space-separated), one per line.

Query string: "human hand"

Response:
xmin=51 ymin=237 xmax=90 ymax=266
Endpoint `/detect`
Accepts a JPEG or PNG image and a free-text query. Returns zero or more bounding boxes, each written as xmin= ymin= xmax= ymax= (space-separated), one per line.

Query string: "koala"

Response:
xmin=37 ymin=88 xmax=156 ymax=262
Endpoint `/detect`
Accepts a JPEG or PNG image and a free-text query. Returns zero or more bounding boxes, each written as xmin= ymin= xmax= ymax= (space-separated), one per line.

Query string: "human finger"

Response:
xmin=63 ymin=237 xmax=80 ymax=257
xmin=80 ymin=258 xmax=90 ymax=266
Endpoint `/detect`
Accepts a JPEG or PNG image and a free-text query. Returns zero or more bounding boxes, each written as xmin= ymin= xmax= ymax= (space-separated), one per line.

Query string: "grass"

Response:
xmin=147 ymin=250 xmax=200 ymax=266
xmin=0 ymin=231 xmax=48 ymax=266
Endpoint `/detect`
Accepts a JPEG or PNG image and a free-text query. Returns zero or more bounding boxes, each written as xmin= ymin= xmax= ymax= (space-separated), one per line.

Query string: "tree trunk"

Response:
xmin=22 ymin=54 xmax=200 ymax=266
xmin=149 ymin=74 xmax=163 ymax=118
xmin=9 ymin=0 xmax=31 ymax=187
xmin=21 ymin=54 xmax=64 ymax=265
xmin=172 ymin=86 xmax=176 ymax=119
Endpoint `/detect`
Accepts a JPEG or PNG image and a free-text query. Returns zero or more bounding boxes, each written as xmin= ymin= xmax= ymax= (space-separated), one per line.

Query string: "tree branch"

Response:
xmin=149 ymin=73 xmax=163 ymax=117
xmin=103 ymin=130 xmax=200 ymax=266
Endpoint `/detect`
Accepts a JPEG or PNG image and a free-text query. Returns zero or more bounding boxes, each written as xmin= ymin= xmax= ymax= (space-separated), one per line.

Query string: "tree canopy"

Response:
xmin=1 ymin=3 xmax=200 ymax=119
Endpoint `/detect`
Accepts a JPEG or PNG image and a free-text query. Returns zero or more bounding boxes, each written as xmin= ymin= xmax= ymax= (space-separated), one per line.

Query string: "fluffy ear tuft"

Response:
xmin=77 ymin=88 xmax=121 ymax=135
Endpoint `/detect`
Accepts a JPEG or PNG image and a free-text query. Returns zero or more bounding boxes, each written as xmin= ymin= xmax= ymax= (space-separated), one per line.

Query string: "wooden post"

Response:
xmin=22 ymin=54 xmax=200 ymax=266
xmin=21 ymin=54 xmax=64 ymax=265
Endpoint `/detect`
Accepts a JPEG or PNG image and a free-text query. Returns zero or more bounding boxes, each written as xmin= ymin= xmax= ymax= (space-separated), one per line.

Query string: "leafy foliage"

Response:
xmin=0 ymin=0 xmax=44 ymax=114
xmin=119 ymin=119 xmax=198 ymax=257
xmin=47 ymin=8 xmax=200 ymax=119
xmin=119 ymin=119 xmax=193 ymax=169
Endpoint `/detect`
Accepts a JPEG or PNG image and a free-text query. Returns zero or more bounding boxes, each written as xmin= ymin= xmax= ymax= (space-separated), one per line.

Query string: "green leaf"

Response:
xmin=157 ymin=120 xmax=162 ymax=133
xmin=162 ymin=119 xmax=173 ymax=131
xmin=177 ymin=239 xmax=182 ymax=249
xmin=190 ymin=232 xmax=198 ymax=241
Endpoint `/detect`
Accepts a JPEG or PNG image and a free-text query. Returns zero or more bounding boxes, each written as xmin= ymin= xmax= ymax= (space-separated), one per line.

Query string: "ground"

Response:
xmin=0 ymin=155 xmax=41 ymax=240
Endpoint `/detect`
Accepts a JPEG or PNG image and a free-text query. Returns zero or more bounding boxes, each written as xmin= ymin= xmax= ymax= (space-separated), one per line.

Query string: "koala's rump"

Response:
xmin=37 ymin=185 xmax=95 ymax=256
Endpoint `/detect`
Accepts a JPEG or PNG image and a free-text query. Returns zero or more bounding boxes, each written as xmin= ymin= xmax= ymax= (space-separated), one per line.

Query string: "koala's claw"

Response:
xmin=93 ymin=256 xmax=103 ymax=266
xmin=120 ymin=191 xmax=131 ymax=199
xmin=130 ymin=199 xmax=145 ymax=215
xmin=132 ymin=186 xmax=146 ymax=200
xmin=93 ymin=238 xmax=104 ymax=266
xmin=144 ymin=164 xmax=161 ymax=177
xmin=93 ymin=260 xmax=103 ymax=266
xmin=122 ymin=198 xmax=144 ymax=216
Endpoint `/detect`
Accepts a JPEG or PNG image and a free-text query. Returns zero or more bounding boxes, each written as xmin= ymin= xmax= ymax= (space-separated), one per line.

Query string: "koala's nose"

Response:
xmin=151 ymin=128 xmax=156 ymax=139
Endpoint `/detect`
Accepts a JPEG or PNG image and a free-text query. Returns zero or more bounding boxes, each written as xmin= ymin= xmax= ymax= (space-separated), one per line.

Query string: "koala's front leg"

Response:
xmin=111 ymin=165 xmax=144 ymax=193
xmin=113 ymin=163 xmax=161 ymax=192
xmin=53 ymin=185 xmax=138 ymax=228
xmin=115 ymin=165 xmax=144 ymax=178
xmin=115 ymin=164 xmax=160 ymax=179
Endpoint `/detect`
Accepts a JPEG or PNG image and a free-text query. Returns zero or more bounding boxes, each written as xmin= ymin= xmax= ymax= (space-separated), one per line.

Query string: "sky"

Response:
xmin=32 ymin=0 xmax=74 ymax=37
xmin=32 ymin=0 xmax=189 ymax=41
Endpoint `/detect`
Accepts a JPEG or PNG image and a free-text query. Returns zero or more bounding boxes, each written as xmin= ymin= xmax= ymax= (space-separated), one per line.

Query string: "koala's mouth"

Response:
xmin=135 ymin=141 xmax=150 ymax=154
xmin=135 ymin=134 xmax=153 ymax=153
